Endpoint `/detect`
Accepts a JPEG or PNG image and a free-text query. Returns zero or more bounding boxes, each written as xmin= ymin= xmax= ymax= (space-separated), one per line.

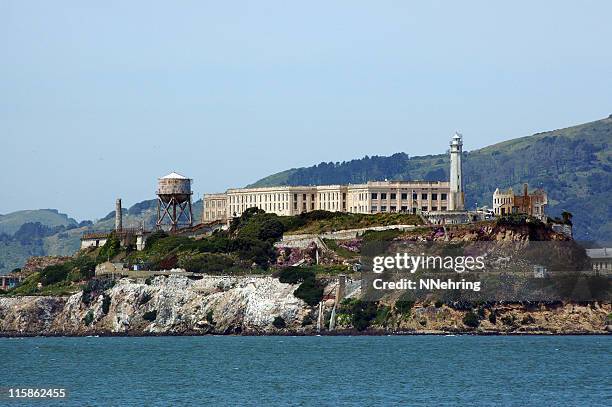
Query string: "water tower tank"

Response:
xmin=156 ymin=172 xmax=193 ymax=231
xmin=157 ymin=172 xmax=192 ymax=202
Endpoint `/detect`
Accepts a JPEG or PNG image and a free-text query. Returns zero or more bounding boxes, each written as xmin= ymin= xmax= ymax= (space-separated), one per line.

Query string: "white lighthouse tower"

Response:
xmin=449 ymin=132 xmax=464 ymax=210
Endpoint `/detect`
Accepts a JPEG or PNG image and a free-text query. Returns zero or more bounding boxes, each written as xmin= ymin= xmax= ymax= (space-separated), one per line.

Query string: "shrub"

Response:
xmin=352 ymin=301 xmax=378 ymax=331
xmin=279 ymin=268 xmax=324 ymax=305
xmin=101 ymin=294 xmax=111 ymax=314
xmin=276 ymin=268 xmax=315 ymax=284
xmin=97 ymin=232 xmax=121 ymax=263
xmin=272 ymin=316 xmax=287 ymax=329
xmin=143 ymin=310 xmax=157 ymax=322
xmin=293 ymin=278 xmax=324 ymax=306
xmin=178 ymin=253 xmax=235 ymax=274
xmin=374 ymin=306 xmax=391 ymax=326
xmin=341 ymin=299 xmax=378 ymax=331
xmin=83 ymin=310 xmax=94 ymax=326
xmin=521 ymin=314 xmax=535 ymax=325
xmin=501 ymin=314 xmax=516 ymax=326
xmin=144 ymin=230 xmax=169 ymax=250
xmin=361 ymin=229 xmax=402 ymax=242
xmin=394 ymin=294 xmax=415 ymax=315
xmin=462 ymin=311 xmax=480 ymax=328
xmin=72 ymin=256 xmax=96 ymax=279
xmin=488 ymin=310 xmax=497 ymax=324
xmin=206 ymin=309 xmax=215 ymax=325
xmin=39 ymin=264 xmax=70 ymax=286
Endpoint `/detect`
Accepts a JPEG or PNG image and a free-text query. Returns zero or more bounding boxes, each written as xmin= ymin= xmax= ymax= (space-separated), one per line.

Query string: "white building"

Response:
xmin=203 ymin=133 xmax=466 ymax=222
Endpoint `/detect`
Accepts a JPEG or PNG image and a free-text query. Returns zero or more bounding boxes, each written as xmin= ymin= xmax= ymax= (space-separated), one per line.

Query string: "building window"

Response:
xmin=422 ymin=193 xmax=428 ymax=200
xmin=441 ymin=193 xmax=447 ymax=200
xmin=441 ymin=206 xmax=447 ymax=211
xmin=432 ymin=193 xmax=437 ymax=200
xmin=412 ymin=193 xmax=418 ymax=200
xmin=381 ymin=193 xmax=387 ymax=200
xmin=381 ymin=206 xmax=387 ymax=212
xmin=294 ymin=194 xmax=297 ymax=200
xmin=371 ymin=205 xmax=378 ymax=212
xmin=422 ymin=206 xmax=428 ymax=212
xmin=390 ymin=193 xmax=396 ymax=200
xmin=401 ymin=193 xmax=407 ymax=200
xmin=401 ymin=206 xmax=408 ymax=212
xmin=303 ymin=194 xmax=306 ymax=200
xmin=371 ymin=193 xmax=378 ymax=199
xmin=431 ymin=206 xmax=437 ymax=211
xmin=390 ymin=206 xmax=396 ymax=212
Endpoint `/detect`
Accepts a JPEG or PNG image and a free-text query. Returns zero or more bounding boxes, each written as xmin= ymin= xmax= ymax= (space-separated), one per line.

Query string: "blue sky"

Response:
xmin=1 ymin=1 xmax=611 ymax=220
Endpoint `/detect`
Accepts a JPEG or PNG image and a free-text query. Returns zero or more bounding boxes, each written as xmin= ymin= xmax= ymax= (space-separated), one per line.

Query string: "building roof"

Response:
xmin=160 ymin=172 xmax=188 ymax=180
xmin=586 ymin=248 xmax=612 ymax=259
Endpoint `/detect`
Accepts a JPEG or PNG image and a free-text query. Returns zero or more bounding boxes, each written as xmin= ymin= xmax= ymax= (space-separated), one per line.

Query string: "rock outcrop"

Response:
xmin=0 ymin=276 xmax=308 ymax=336
xmin=0 ymin=275 xmax=609 ymax=336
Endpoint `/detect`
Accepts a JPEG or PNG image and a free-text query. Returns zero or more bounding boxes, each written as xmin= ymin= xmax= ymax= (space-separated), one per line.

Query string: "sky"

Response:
xmin=1 ymin=1 xmax=611 ymax=220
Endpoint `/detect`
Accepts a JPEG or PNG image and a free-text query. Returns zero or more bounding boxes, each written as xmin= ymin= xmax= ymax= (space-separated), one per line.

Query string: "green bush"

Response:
xmin=374 ymin=306 xmax=391 ymax=326
xmin=341 ymin=299 xmax=378 ymax=331
xmin=72 ymin=256 xmax=96 ymax=279
xmin=144 ymin=230 xmax=169 ymax=250
xmin=83 ymin=310 xmax=94 ymax=326
xmin=394 ymin=294 xmax=415 ymax=315
xmin=97 ymin=232 xmax=121 ymax=263
xmin=178 ymin=253 xmax=235 ymax=274
xmin=276 ymin=268 xmax=315 ymax=284
xmin=101 ymin=294 xmax=111 ymax=315
xmin=39 ymin=264 xmax=70 ymax=286
xmin=206 ymin=309 xmax=215 ymax=325
xmin=272 ymin=316 xmax=287 ymax=329
xmin=143 ymin=310 xmax=157 ymax=322
xmin=488 ymin=310 xmax=497 ymax=324
xmin=293 ymin=278 xmax=324 ymax=306
xmin=361 ymin=229 xmax=402 ymax=242
xmin=276 ymin=267 xmax=324 ymax=306
xmin=462 ymin=311 xmax=480 ymax=328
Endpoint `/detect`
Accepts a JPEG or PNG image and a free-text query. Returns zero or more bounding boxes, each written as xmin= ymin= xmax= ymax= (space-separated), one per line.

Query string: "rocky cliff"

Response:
xmin=0 ymin=275 xmax=609 ymax=336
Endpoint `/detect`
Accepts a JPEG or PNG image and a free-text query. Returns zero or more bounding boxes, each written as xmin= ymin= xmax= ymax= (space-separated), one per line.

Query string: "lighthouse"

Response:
xmin=449 ymin=132 xmax=464 ymax=210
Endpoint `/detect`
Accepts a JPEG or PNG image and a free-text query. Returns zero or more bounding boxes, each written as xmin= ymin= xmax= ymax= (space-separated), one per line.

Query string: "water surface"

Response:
xmin=1 ymin=336 xmax=610 ymax=406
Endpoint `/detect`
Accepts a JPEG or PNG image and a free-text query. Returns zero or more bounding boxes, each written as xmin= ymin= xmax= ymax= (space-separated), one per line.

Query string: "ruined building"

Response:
xmin=492 ymin=183 xmax=547 ymax=221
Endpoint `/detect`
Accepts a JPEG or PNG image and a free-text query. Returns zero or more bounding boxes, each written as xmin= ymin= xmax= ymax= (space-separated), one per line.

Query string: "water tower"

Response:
xmin=156 ymin=172 xmax=193 ymax=231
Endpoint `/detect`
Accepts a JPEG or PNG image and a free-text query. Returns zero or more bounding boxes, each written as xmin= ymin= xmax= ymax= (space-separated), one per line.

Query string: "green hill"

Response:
xmin=0 ymin=209 xmax=78 ymax=236
xmin=249 ymin=115 xmax=612 ymax=241
xmin=0 ymin=200 xmax=203 ymax=274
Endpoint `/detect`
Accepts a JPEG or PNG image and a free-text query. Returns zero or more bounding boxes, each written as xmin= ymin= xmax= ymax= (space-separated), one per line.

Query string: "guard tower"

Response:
xmin=156 ymin=172 xmax=193 ymax=231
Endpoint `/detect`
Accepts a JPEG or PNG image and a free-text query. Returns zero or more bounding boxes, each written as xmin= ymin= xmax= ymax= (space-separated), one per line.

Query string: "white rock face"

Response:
xmin=0 ymin=276 xmax=313 ymax=335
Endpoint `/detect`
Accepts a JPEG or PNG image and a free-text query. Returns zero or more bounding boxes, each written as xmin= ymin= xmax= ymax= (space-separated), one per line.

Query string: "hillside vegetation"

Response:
xmin=250 ymin=115 xmax=612 ymax=241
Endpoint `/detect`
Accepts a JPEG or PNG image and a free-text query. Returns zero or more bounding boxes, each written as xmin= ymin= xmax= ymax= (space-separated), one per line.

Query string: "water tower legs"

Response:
xmin=156 ymin=196 xmax=193 ymax=231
